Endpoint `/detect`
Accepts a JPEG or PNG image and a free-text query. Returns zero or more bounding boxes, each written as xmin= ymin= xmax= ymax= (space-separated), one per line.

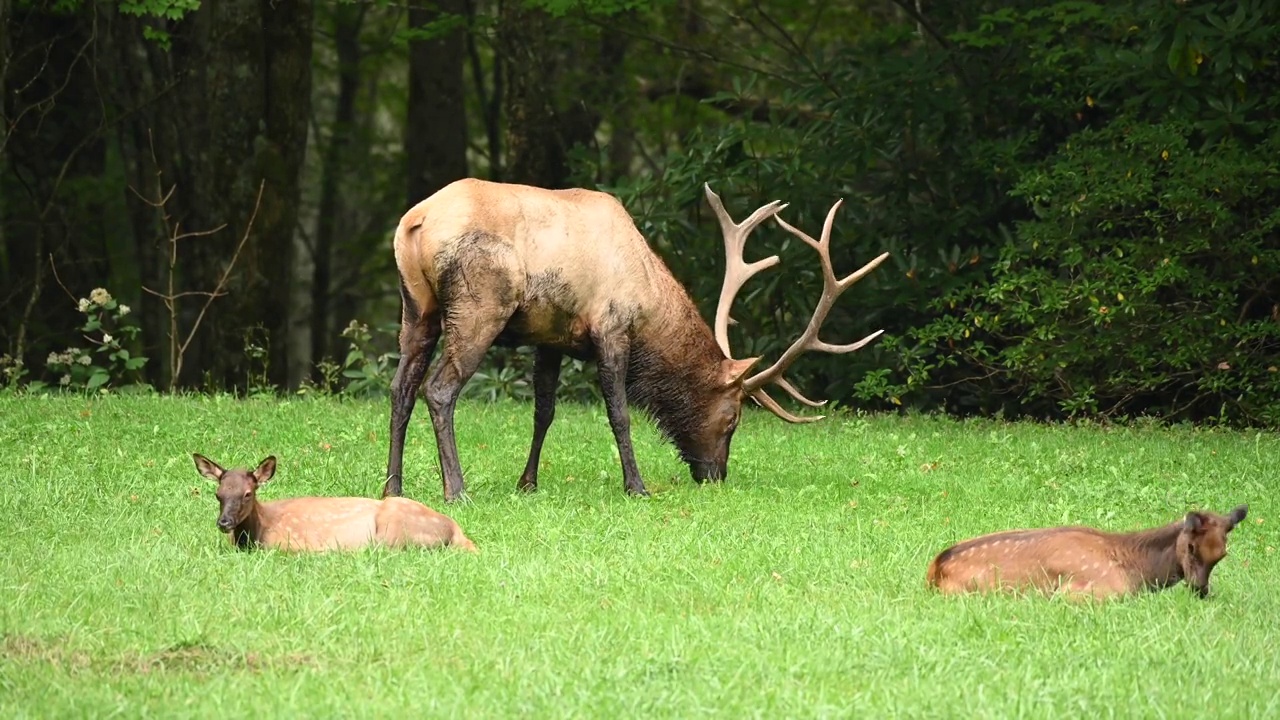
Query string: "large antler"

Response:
xmin=706 ymin=184 xmax=890 ymax=423
xmin=704 ymin=183 xmax=788 ymax=356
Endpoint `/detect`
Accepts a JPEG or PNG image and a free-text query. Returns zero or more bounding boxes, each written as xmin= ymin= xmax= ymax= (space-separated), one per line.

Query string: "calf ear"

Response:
xmin=254 ymin=456 xmax=278 ymax=484
xmin=1183 ymin=511 xmax=1206 ymax=533
xmin=192 ymin=454 xmax=224 ymax=482
xmin=1226 ymin=504 xmax=1248 ymax=531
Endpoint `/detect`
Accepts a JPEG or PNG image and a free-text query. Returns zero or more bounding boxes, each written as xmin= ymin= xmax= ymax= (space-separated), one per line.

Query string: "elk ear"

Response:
xmin=254 ymin=456 xmax=277 ymax=485
xmin=721 ymin=357 xmax=761 ymax=387
xmin=192 ymin=454 xmax=224 ymax=482
xmin=1226 ymin=504 xmax=1248 ymax=531
xmin=1183 ymin=511 xmax=1206 ymax=533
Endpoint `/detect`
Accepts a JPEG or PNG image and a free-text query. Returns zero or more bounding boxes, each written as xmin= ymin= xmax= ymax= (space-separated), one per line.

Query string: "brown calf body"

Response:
xmin=194 ymin=454 xmax=476 ymax=553
xmin=927 ymin=505 xmax=1247 ymax=599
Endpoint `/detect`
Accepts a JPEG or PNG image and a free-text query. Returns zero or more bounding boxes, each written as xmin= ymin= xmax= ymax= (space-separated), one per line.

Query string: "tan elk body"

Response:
xmin=384 ymin=178 xmax=889 ymax=501
xmin=194 ymin=454 xmax=476 ymax=553
xmin=927 ymin=505 xmax=1247 ymax=599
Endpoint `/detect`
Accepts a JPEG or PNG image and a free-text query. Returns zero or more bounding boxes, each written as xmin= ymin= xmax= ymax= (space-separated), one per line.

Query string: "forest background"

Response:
xmin=2 ymin=0 xmax=1277 ymax=427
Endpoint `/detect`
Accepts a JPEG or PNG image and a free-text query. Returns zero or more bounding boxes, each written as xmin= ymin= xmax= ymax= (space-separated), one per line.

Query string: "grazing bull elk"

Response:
xmin=383 ymin=178 xmax=889 ymax=502
xmin=926 ymin=504 xmax=1248 ymax=599
xmin=193 ymin=454 xmax=477 ymax=552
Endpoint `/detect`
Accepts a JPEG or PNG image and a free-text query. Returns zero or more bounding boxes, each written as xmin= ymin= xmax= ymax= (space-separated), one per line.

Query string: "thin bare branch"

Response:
xmin=46 ymin=253 xmax=79 ymax=304
xmin=141 ymin=287 xmax=228 ymax=301
xmin=580 ymin=14 xmax=791 ymax=84
xmin=175 ymin=180 xmax=266 ymax=371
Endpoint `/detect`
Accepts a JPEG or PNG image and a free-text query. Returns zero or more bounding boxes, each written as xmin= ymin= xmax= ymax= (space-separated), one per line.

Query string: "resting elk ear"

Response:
xmin=1227 ymin=504 xmax=1248 ymax=531
xmin=192 ymin=453 xmax=225 ymax=482
xmin=253 ymin=456 xmax=278 ymax=485
xmin=1183 ymin=511 xmax=1206 ymax=533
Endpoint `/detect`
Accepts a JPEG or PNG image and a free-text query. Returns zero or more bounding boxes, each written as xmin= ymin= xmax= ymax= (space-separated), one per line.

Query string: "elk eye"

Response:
xmin=242 ymin=490 xmax=252 ymax=498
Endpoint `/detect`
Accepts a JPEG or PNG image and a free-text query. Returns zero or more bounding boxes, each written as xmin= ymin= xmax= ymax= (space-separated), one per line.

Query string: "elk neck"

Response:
xmin=1113 ymin=521 xmax=1184 ymax=590
xmin=624 ymin=282 xmax=725 ymax=450
xmin=228 ymin=499 xmax=269 ymax=550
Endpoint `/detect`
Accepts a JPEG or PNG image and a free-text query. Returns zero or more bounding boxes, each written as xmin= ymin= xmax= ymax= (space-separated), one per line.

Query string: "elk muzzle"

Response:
xmin=689 ymin=459 xmax=727 ymax=484
xmin=1188 ymin=569 xmax=1212 ymax=598
xmin=216 ymin=499 xmax=243 ymax=531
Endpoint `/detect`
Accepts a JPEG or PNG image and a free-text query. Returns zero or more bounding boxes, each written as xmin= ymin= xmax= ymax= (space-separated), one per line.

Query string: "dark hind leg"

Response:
xmin=425 ymin=253 xmax=520 ymax=502
xmin=517 ymin=346 xmax=563 ymax=492
xmin=384 ymin=278 xmax=440 ymax=498
xmin=592 ymin=331 xmax=649 ymax=497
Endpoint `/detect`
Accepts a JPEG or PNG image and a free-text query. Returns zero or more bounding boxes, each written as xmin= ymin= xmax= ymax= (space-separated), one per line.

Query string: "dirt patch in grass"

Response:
xmin=1 ymin=633 xmax=316 ymax=676
xmin=2 ymin=633 xmax=93 ymax=672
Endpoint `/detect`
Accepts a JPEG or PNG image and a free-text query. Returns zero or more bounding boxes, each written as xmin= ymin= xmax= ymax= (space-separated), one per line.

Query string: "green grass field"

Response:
xmin=0 ymin=394 xmax=1276 ymax=718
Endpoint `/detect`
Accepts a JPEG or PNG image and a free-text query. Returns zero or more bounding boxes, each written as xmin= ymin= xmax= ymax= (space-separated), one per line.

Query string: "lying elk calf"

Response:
xmin=193 ymin=454 xmax=476 ymax=552
xmin=927 ymin=505 xmax=1248 ymax=600
xmin=384 ymin=178 xmax=889 ymax=502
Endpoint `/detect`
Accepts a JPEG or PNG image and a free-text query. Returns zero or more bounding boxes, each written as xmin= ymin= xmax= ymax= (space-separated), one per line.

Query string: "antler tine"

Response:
xmin=749 ymin=388 xmax=825 ymax=424
xmin=773 ymin=376 xmax=826 ymax=408
xmin=704 ymin=183 xmax=788 ymax=358
xmin=742 ymin=197 xmax=891 ymax=406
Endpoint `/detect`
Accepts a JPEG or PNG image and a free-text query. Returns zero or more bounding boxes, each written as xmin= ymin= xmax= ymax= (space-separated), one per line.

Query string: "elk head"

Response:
xmin=1177 ymin=504 xmax=1247 ymax=598
xmin=193 ymin=454 xmax=277 ymax=531
xmin=687 ymin=184 xmax=890 ymax=481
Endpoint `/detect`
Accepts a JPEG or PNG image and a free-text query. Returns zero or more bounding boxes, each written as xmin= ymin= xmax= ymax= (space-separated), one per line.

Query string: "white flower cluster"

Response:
xmin=78 ymin=288 xmax=128 ymax=315
xmin=46 ymin=348 xmax=92 ymax=368
xmin=341 ymin=319 xmax=369 ymax=338
xmin=0 ymin=354 xmax=23 ymax=382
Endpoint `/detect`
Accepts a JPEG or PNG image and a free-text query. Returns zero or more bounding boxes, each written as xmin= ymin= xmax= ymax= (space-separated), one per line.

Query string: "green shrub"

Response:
xmin=888 ymin=120 xmax=1280 ymax=424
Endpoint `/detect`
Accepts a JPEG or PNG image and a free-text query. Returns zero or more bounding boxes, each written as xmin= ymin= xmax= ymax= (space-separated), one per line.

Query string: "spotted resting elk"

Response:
xmin=926 ymin=504 xmax=1248 ymax=599
xmin=193 ymin=454 xmax=476 ymax=552
xmin=382 ymin=178 xmax=889 ymax=502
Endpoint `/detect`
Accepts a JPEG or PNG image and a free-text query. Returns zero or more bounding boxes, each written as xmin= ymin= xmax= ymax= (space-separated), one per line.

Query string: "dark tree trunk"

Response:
xmin=310 ymin=4 xmax=366 ymax=372
xmin=496 ymin=7 xmax=629 ymax=189
xmin=405 ymin=0 xmax=469 ymax=205
xmin=2 ymin=3 xmax=109 ymax=366
xmin=260 ymin=0 xmax=314 ymax=391
xmin=107 ymin=0 xmax=313 ymax=391
xmin=497 ymin=3 xmax=565 ymax=188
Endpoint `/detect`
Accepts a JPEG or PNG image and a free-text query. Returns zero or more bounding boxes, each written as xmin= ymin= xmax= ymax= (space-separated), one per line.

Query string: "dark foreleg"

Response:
xmin=593 ymin=332 xmax=648 ymax=497
xmin=517 ymin=346 xmax=563 ymax=492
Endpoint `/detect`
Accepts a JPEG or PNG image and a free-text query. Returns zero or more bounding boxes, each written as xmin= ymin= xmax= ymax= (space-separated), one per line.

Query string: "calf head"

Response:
xmin=1177 ymin=504 xmax=1248 ymax=598
xmin=192 ymin=454 xmax=277 ymax=531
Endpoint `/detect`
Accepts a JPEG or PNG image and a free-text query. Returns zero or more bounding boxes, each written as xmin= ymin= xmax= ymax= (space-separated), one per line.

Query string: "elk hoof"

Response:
xmin=444 ymin=488 xmax=472 ymax=505
xmin=517 ymin=477 xmax=538 ymax=493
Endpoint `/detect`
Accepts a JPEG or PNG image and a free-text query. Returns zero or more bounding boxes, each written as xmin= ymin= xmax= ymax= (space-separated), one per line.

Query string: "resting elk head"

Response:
xmin=193 ymin=453 xmax=277 ymax=531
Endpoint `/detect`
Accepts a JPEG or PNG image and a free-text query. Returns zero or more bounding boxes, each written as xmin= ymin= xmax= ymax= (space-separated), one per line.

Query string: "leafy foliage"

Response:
xmin=598 ymin=0 xmax=1280 ymax=427
xmin=7 ymin=0 xmax=1278 ymax=427
xmin=890 ymin=120 xmax=1280 ymax=424
xmin=33 ymin=288 xmax=149 ymax=394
